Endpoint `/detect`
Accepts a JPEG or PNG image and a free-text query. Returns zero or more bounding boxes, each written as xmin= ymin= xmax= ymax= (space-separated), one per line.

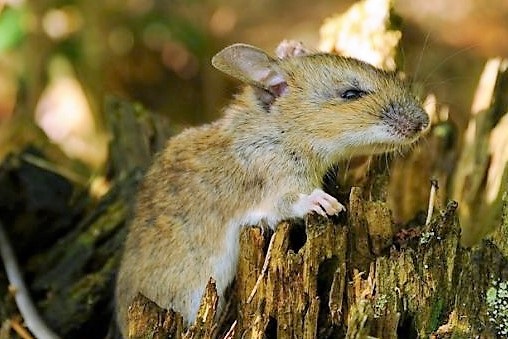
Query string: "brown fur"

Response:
xmin=115 ymin=44 xmax=429 ymax=336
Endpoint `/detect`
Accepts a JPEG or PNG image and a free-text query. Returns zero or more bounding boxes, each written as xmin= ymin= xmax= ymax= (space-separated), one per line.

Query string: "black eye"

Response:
xmin=341 ymin=89 xmax=365 ymax=100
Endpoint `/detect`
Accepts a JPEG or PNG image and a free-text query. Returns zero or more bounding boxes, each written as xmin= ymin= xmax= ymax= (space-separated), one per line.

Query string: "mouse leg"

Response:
xmin=292 ymin=189 xmax=346 ymax=216
xmin=274 ymin=189 xmax=345 ymax=222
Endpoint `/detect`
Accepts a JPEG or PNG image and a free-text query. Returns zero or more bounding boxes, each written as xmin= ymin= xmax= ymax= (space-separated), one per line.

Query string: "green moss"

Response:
xmin=427 ymin=297 xmax=444 ymax=334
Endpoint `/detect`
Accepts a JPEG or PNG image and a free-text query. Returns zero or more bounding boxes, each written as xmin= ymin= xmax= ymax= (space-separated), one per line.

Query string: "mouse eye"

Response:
xmin=341 ymin=89 xmax=365 ymax=100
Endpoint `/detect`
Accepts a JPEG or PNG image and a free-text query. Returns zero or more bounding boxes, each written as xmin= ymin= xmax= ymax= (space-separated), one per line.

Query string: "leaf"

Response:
xmin=0 ymin=7 xmax=25 ymax=51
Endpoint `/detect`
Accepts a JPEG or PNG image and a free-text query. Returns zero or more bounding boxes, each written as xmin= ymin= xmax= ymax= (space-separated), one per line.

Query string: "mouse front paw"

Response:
xmin=292 ymin=189 xmax=346 ymax=218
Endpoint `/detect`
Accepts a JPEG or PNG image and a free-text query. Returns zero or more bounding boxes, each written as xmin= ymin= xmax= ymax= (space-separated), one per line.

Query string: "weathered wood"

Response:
xmin=123 ymin=195 xmax=508 ymax=338
xmin=127 ymin=279 xmax=219 ymax=339
xmin=184 ymin=278 xmax=219 ymax=339
xmin=489 ymin=192 xmax=508 ymax=256
xmin=127 ymin=293 xmax=183 ymax=339
xmin=104 ymin=96 xmax=174 ymax=177
xmin=0 ymin=96 xmax=173 ymax=338
xmin=452 ymin=58 xmax=508 ymax=246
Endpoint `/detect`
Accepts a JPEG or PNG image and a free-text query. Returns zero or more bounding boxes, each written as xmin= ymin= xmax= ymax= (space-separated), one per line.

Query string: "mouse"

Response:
xmin=114 ymin=41 xmax=429 ymax=337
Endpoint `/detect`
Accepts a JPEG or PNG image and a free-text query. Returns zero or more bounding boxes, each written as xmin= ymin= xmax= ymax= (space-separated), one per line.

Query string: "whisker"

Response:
xmin=384 ymin=153 xmax=391 ymax=175
xmin=344 ymin=157 xmax=352 ymax=182
xmin=366 ymin=155 xmax=373 ymax=174
xmin=413 ymin=31 xmax=432 ymax=83
xmin=423 ymin=75 xmax=478 ymax=87
xmin=421 ymin=44 xmax=478 ymax=87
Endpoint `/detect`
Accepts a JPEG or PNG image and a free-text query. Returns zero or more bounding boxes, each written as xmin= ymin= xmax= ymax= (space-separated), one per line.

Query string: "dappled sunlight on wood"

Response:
xmin=319 ymin=0 xmax=401 ymax=71
xmin=34 ymin=56 xmax=107 ymax=170
xmin=488 ymin=115 xmax=508 ymax=204
xmin=471 ymin=58 xmax=504 ymax=115
xmin=452 ymin=58 xmax=508 ymax=246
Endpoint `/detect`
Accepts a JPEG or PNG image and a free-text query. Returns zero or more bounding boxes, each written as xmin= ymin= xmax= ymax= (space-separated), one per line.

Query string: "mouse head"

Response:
xmin=212 ymin=44 xmax=429 ymax=159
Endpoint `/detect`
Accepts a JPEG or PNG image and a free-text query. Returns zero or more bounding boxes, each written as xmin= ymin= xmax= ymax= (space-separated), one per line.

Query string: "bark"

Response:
xmin=126 ymin=198 xmax=508 ymax=338
xmin=0 ymin=97 xmax=169 ymax=338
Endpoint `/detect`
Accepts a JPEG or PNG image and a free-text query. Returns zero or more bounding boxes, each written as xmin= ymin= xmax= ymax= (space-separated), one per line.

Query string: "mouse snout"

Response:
xmin=414 ymin=108 xmax=430 ymax=132
xmin=382 ymin=101 xmax=430 ymax=140
xmin=409 ymin=106 xmax=430 ymax=134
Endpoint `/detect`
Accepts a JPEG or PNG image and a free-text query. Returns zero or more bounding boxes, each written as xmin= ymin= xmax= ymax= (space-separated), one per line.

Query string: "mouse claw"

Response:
xmin=333 ymin=201 xmax=347 ymax=215
xmin=293 ymin=189 xmax=345 ymax=218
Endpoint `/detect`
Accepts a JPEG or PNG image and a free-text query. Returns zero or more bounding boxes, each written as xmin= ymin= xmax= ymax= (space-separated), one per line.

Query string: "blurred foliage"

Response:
xmin=0 ymin=6 xmax=25 ymax=51
xmin=0 ymin=0 xmax=505 ymax=175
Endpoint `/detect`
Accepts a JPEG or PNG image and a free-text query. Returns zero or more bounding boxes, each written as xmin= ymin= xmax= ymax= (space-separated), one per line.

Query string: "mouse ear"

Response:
xmin=212 ymin=44 xmax=288 ymax=99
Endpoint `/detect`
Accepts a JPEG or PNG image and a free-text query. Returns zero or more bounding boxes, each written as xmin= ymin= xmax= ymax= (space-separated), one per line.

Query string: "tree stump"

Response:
xmin=127 ymin=195 xmax=508 ymax=338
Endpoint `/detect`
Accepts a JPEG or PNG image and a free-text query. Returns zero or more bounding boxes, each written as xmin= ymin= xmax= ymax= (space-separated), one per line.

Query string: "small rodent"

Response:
xmin=115 ymin=41 xmax=429 ymax=336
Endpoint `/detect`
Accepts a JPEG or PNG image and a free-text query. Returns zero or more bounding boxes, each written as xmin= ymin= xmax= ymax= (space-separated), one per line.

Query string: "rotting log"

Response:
xmin=126 ymin=195 xmax=508 ymax=338
xmin=0 ymin=96 xmax=172 ymax=338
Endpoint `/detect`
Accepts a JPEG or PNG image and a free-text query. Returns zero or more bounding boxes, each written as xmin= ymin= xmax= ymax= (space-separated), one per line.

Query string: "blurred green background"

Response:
xmin=0 ymin=0 xmax=507 ymax=173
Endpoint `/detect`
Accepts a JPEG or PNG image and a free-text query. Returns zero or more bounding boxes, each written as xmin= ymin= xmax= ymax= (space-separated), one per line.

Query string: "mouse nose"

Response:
xmin=406 ymin=107 xmax=430 ymax=137
xmin=383 ymin=102 xmax=430 ymax=139
xmin=415 ymin=108 xmax=430 ymax=132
